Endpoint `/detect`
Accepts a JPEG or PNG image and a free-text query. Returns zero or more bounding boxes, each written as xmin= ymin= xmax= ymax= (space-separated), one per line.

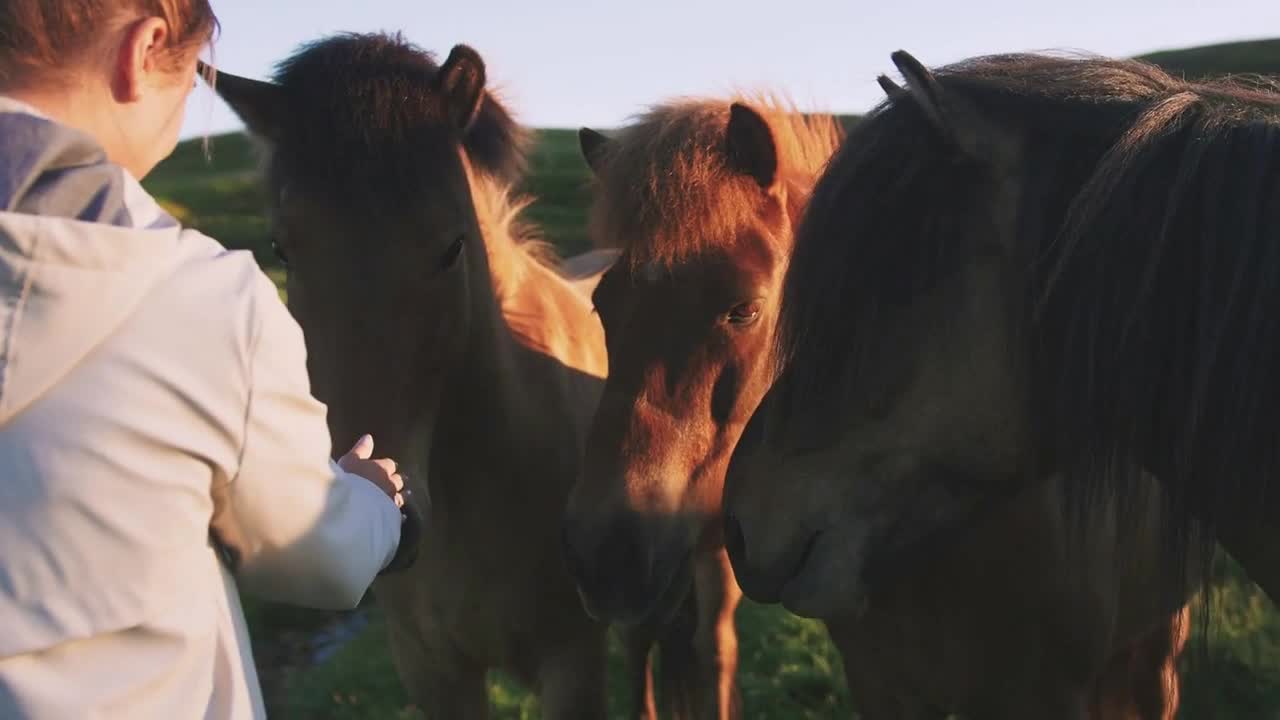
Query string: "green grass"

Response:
xmin=269 ymin=599 xmax=851 ymax=720
xmin=1139 ymin=38 xmax=1280 ymax=80
xmin=146 ymin=48 xmax=1280 ymax=712
xmin=518 ymin=128 xmax=595 ymax=255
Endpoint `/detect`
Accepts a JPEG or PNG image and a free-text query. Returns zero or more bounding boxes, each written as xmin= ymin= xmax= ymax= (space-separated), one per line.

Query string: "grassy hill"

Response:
xmin=1139 ymin=37 xmax=1280 ymax=79
xmin=145 ymin=38 xmax=1280 ymax=716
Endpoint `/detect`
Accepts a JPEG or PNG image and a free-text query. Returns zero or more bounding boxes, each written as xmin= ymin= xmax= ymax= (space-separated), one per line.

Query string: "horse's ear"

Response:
xmin=578 ymin=127 xmax=611 ymax=176
xmin=890 ymin=51 xmax=948 ymax=132
xmin=876 ymin=74 xmax=902 ymax=96
xmin=202 ymin=61 xmax=286 ymax=142
xmin=437 ymin=44 xmax=487 ymax=132
xmin=724 ymin=102 xmax=778 ymax=189
xmin=889 ymin=50 xmax=988 ymax=159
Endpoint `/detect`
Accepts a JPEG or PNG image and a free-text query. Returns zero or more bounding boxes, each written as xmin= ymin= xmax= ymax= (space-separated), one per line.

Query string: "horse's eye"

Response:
xmin=271 ymin=234 xmax=289 ymax=267
xmin=439 ymin=235 xmax=464 ymax=270
xmin=724 ymin=301 xmax=762 ymax=326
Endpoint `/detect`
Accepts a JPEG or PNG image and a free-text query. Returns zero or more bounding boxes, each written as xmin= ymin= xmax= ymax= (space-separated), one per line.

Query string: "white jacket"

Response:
xmin=0 ymin=99 xmax=404 ymax=718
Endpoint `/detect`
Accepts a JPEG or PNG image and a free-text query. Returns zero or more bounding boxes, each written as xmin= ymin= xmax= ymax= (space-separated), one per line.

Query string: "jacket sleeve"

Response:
xmin=209 ymin=272 xmax=403 ymax=610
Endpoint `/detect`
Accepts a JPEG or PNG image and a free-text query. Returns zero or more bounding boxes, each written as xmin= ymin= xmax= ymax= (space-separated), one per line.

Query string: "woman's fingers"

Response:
xmin=337 ymin=435 xmax=407 ymax=510
xmin=373 ymin=457 xmax=397 ymax=477
xmin=348 ymin=433 xmax=375 ymax=460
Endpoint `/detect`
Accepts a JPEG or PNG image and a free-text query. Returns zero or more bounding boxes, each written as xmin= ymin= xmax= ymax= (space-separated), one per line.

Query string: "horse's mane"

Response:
xmin=778 ymin=51 xmax=1280 ymax=569
xmin=464 ymin=162 xmax=608 ymax=377
xmin=587 ymin=93 xmax=844 ymax=267
xmin=267 ymin=32 xmax=530 ymax=204
xmin=1040 ymin=61 xmax=1280 ymax=527
xmin=464 ymin=163 xmax=562 ymax=301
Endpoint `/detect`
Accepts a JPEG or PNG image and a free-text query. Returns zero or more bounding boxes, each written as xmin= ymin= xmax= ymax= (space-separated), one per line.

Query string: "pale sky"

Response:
xmin=181 ymin=0 xmax=1278 ymax=138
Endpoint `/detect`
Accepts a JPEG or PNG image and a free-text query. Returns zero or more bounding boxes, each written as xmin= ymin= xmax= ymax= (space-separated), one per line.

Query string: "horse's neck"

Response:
xmin=431 ymin=240 xmax=604 ymax=485
xmin=444 ymin=258 xmax=526 ymax=427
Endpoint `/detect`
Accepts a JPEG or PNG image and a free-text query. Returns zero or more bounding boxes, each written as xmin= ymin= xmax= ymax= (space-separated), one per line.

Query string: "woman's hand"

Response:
xmin=338 ymin=434 xmax=405 ymax=508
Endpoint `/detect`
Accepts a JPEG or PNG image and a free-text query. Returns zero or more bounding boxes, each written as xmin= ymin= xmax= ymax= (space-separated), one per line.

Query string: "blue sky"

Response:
xmin=182 ymin=0 xmax=1278 ymax=138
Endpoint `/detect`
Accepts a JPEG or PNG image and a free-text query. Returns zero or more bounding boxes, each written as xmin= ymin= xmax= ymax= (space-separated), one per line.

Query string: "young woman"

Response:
xmin=0 ymin=3 xmax=418 ymax=718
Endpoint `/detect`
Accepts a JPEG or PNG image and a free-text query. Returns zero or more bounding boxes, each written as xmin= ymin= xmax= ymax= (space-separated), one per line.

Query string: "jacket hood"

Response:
xmin=0 ymin=98 xmax=187 ymax=424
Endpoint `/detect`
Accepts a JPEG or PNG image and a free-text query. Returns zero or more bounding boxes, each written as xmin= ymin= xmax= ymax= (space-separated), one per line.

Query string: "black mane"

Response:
xmin=778 ymin=51 xmax=1280 ymax=573
xmin=267 ymin=32 xmax=528 ymax=203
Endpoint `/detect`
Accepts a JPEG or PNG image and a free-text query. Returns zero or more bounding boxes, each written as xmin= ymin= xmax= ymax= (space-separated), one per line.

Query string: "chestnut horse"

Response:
xmin=210 ymin=33 xmax=620 ymax=717
xmin=564 ymin=94 xmax=1194 ymax=718
xmin=563 ymin=96 xmax=842 ymax=719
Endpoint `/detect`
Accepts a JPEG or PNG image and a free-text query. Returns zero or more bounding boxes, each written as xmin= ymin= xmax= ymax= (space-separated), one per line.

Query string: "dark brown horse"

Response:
xmin=563 ymin=94 xmax=1193 ymax=719
xmin=721 ymin=49 xmax=1280 ymax=716
xmin=725 ymin=47 xmax=1280 ymax=616
xmin=208 ymin=33 xmax=621 ymax=718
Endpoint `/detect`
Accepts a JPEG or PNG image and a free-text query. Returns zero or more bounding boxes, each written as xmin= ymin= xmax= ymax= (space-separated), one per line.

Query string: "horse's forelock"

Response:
xmin=588 ymin=95 xmax=842 ymax=270
xmin=265 ymin=31 xmax=528 ymax=199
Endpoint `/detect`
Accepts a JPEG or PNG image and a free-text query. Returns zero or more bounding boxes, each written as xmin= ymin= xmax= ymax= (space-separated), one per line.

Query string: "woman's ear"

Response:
xmin=114 ymin=16 xmax=171 ymax=102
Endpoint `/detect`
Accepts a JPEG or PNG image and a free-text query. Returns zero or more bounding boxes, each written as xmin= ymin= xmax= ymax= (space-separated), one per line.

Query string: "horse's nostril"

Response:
xmin=723 ymin=512 xmax=746 ymax=564
xmin=599 ymin=523 xmax=646 ymax=574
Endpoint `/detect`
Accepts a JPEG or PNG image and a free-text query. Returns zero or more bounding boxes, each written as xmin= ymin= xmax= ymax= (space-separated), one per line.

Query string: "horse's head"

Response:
xmin=561 ymin=99 xmax=841 ymax=623
xmin=723 ymin=51 xmax=1043 ymax=619
xmin=209 ymin=33 xmax=525 ymax=468
xmin=725 ymin=49 xmax=1280 ymax=620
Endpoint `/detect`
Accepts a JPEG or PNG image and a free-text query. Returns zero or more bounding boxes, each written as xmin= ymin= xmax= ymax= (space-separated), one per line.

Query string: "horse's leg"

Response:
xmin=1164 ymin=605 xmax=1192 ymax=718
xmin=655 ymin=589 xmax=700 ymax=719
xmin=843 ymin=669 xmax=938 ymax=720
xmin=619 ymin=622 xmax=658 ymax=719
xmin=1127 ymin=604 xmax=1191 ymax=720
xmin=378 ymin=602 xmax=489 ymax=720
xmin=652 ymin=549 xmax=742 ymax=720
xmin=690 ymin=547 xmax=743 ymax=720
xmin=1086 ymin=642 xmax=1137 ymax=720
xmin=827 ymin=619 xmax=939 ymax=720
xmin=847 ymin=694 xmax=939 ymax=720
xmin=841 ymin=668 xmax=939 ymax=720
xmin=537 ymin=626 xmax=609 ymax=720
xmin=373 ymin=580 xmax=489 ymax=719
xmin=992 ymin=681 xmax=1089 ymax=720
